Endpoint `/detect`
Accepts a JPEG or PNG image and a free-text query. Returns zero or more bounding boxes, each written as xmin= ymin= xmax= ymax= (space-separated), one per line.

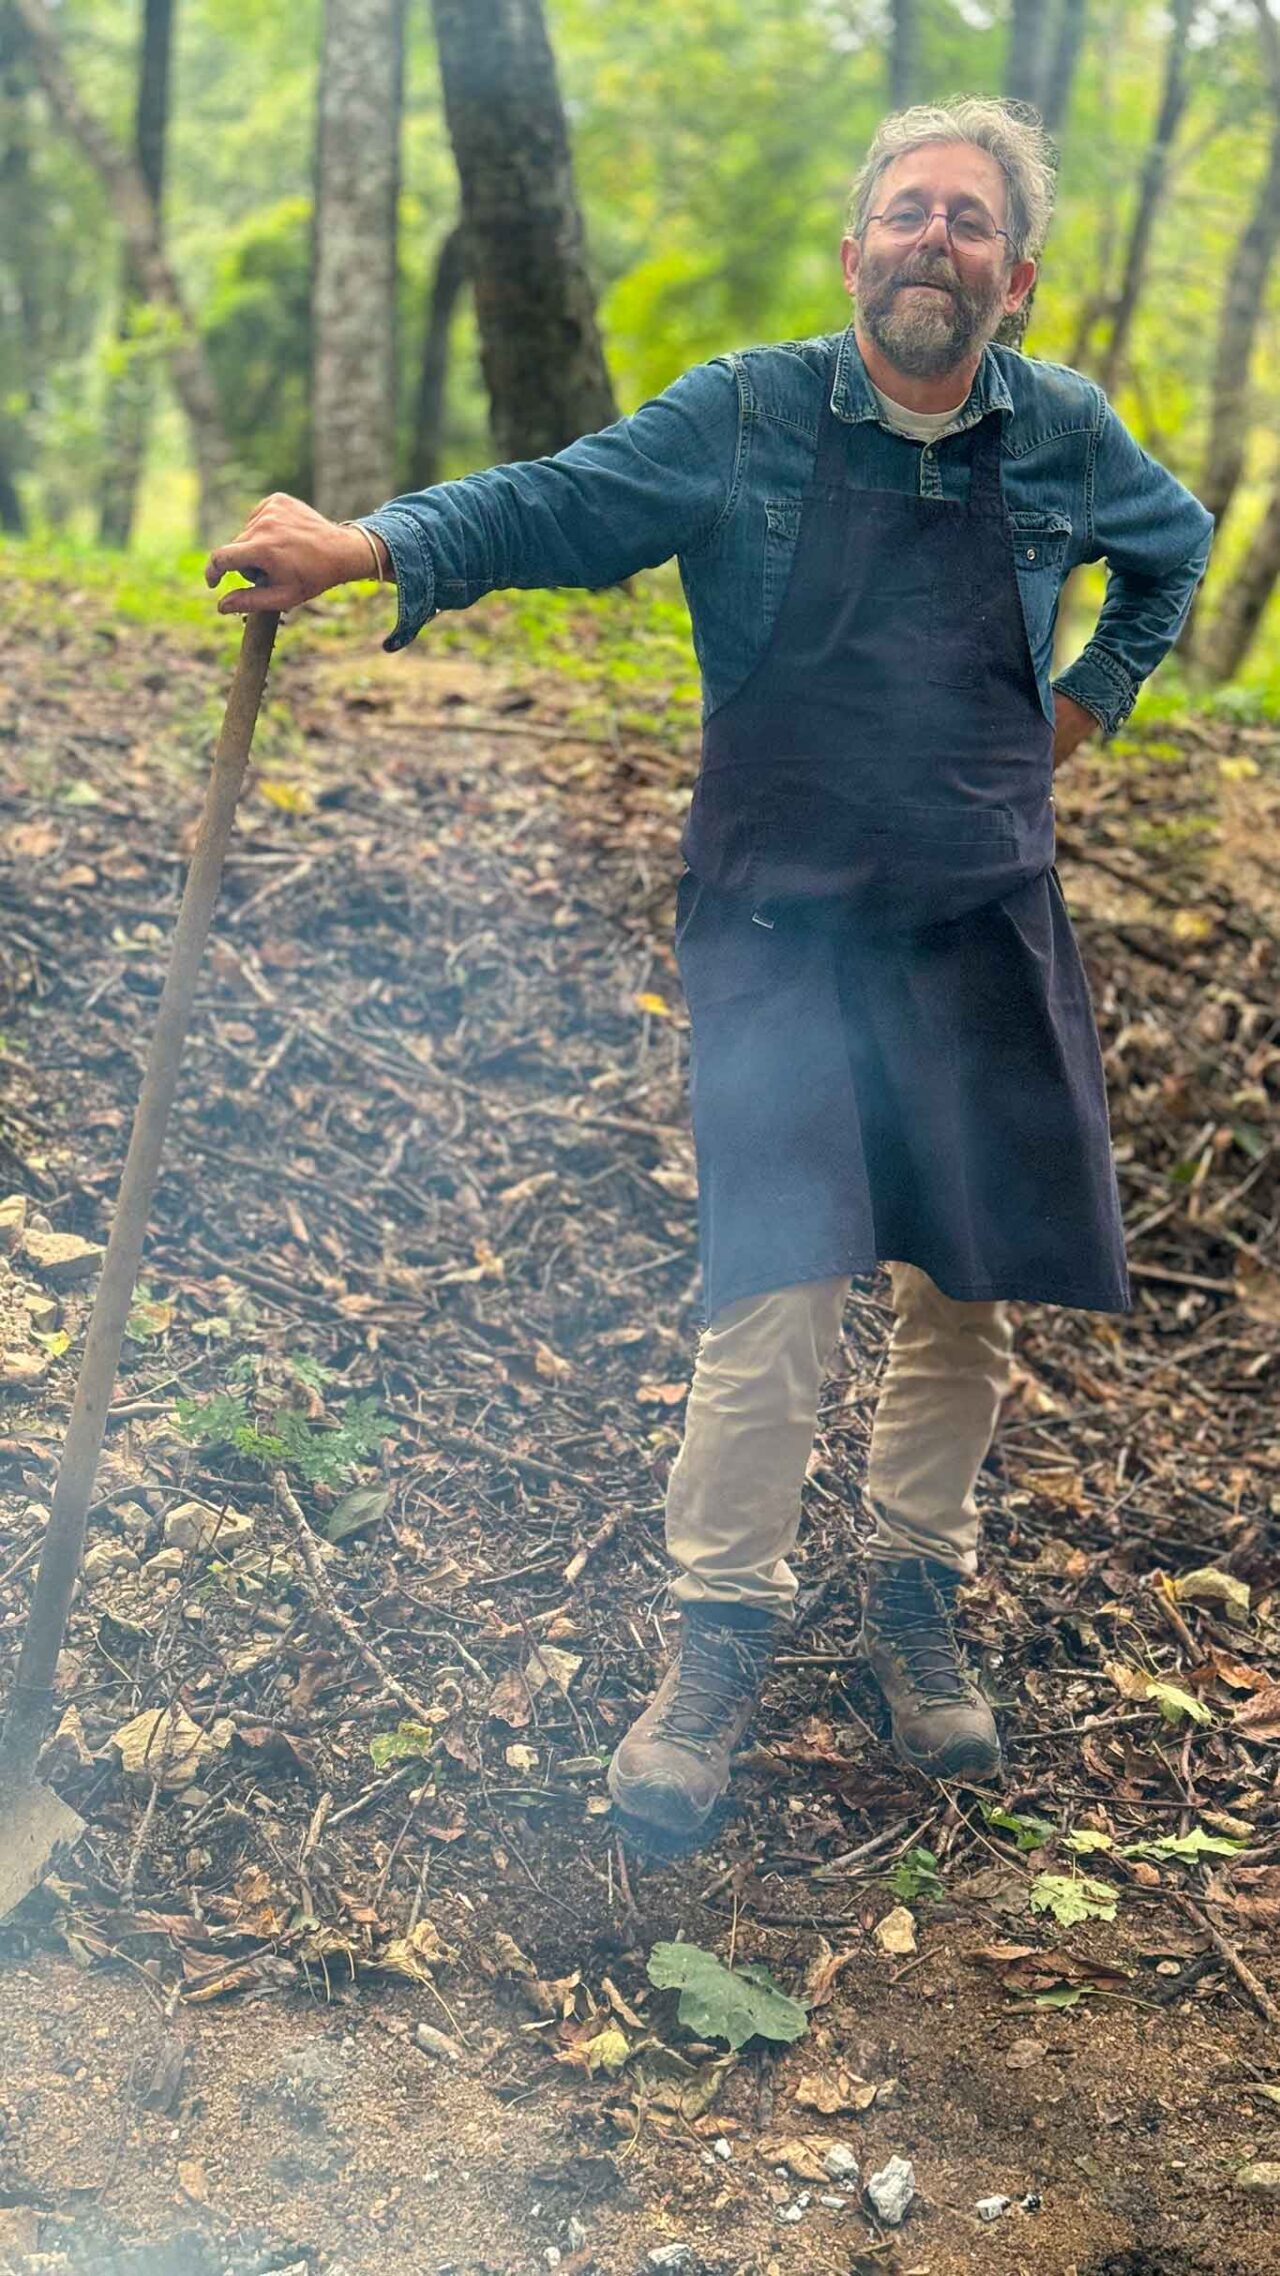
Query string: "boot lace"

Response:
xmin=654 ymin=1622 xmax=774 ymax=1747
xmin=870 ymin=1560 xmax=970 ymax=1704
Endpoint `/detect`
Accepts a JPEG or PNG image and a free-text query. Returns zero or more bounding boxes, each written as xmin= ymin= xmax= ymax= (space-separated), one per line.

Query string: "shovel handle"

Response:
xmin=0 ymin=611 xmax=280 ymax=1793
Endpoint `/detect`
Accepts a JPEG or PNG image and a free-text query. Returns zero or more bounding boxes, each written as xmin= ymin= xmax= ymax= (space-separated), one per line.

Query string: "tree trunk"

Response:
xmin=10 ymin=0 xmax=236 ymax=537
xmin=0 ymin=445 xmax=25 ymax=535
xmin=1177 ymin=3 xmax=1280 ymax=660
xmin=1005 ymin=0 xmax=1047 ymax=107
xmin=1041 ymin=0 xmax=1089 ymax=135
xmin=408 ymin=220 xmax=467 ymax=491
xmin=430 ymin=0 xmax=619 ymax=464
xmin=1096 ymin=0 xmax=1197 ymax=397
xmin=312 ymin=0 xmax=404 ymax=523
xmin=98 ymin=0 xmax=174 ymax=550
xmin=1203 ymin=476 xmax=1280 ymax=682
xmin=888 ymin=0 xmax=920 ymax=108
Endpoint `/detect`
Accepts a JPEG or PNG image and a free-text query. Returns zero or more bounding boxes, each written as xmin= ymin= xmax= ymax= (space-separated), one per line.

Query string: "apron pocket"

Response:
xmin=675 ymin=870 xmax=809 ymax=1008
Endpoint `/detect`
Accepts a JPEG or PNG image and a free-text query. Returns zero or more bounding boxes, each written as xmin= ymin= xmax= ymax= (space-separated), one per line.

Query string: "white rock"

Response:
xmin=144 ymin=1547 xmax=186 ymax=1577
xmin=647 ymin=2251 xmax=697 ymax=2273
xmin=823 ymin=2144 xmax=860 ymax=2184
xmin=712 ymin=2138 xmax=732 ymax=2161
xmin=21 ymin=1227 xmax=104 ymax=1285
xmin=866 ymin=2155 xmax=916 ymax=2226
xmin=82 ymin=1539 xmax=139 ymax=1581
xmin=976 ymin=2194 xmax=1012 ymax=2221
xmin=875 ymin=1904 xmax=918 ymax=1956
xmin=164 ymin=1500 xmax=253 ymax=1554
xmin=0 ymin=1194 xmax=28 ymax=1253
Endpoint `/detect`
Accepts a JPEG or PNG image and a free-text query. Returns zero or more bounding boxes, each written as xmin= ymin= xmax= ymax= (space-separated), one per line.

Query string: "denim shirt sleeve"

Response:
xmin=1051 ymin=395 xmax=1214 ymax=736
xmin=353 ymin=359 xmax=743 ymax=651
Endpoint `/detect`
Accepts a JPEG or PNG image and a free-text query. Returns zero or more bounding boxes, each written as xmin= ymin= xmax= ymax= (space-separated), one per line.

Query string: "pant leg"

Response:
xmin=667 ymin=1275 xmax=850 ymax=1616
xmin=865 ymin=1259 xmax=1014 ymax=1577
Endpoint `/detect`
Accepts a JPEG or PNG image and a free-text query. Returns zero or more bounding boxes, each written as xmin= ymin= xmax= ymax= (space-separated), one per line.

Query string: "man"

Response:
xmin=207 ymin=96 xmax=1213 ymax=1846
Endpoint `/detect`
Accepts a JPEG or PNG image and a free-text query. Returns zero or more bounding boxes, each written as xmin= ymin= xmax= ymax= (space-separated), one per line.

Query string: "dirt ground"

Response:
xmin=0 ymin=572 xmax=1278 ymax=2276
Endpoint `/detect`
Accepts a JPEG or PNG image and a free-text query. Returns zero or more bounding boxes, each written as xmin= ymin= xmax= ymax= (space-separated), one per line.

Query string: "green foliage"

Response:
xmin=886 ymin=1845 xmax=945 ymax=1902
xmin=369 ymin=1720 xmax=435 ymax=1768
xmin=173 ymin=1379 xmax=393 ymax=1487
xmin=647 ymin=1940 xmax=808 ymax=2050
xmin=984 ymin=1805 xmax=1056 ymax=1853
xmin=202 ymin=197 xmax=313 ymax=497
xmin=1029 ymin=1872 xmax=1118 ymax=1927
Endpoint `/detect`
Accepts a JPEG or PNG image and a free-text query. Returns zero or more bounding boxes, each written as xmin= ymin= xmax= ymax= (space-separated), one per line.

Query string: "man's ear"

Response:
xmin=1005 ymin=256 xmax=1037 ymax=314
xmin=840 ymin=233 xmax=860 ymax=299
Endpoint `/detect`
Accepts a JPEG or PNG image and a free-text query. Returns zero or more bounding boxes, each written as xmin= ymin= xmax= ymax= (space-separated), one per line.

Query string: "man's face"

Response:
xmin=842 ymin=142 xmax=1036 ymax=380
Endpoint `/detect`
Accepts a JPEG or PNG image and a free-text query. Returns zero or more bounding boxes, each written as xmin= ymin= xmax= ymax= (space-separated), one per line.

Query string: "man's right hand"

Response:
xmin=204 ymin=494 xmax=386 ymax=616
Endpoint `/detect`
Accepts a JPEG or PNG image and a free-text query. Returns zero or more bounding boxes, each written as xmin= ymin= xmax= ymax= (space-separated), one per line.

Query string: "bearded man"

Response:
xmin=207 ymin=96 xmax=1214 ymax=1847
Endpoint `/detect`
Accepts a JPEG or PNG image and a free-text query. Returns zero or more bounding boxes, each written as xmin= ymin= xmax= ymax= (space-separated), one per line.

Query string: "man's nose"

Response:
xmin=919 ymin=209 xmax=951 ymax=247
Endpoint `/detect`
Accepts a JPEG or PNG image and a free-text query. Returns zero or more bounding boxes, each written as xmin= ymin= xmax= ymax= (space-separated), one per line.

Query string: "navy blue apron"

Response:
xmin=675 ymin=373 xmax=1131 ymax=1326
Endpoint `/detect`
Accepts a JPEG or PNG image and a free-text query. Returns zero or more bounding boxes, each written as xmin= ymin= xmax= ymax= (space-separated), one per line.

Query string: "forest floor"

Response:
xmin=0 ymin=554 xmax=1278 ymax=2276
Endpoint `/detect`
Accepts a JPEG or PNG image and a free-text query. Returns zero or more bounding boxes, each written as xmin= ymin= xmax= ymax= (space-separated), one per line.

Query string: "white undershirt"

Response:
xmin=870 ymin=378 xmax=970 ymax=444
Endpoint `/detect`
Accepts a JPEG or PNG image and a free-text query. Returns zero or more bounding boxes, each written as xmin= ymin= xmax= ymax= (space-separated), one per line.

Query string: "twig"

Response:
xmin=1178 ymin=1896 xmax=1280 ymax=2029
xmin=564 ymin=1507 xmax=624 ymax=1586
xmin=273 ymin=1470 xmax=438 ymax=1728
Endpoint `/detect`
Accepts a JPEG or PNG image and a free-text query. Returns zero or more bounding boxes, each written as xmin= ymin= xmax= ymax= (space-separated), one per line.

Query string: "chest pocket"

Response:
xmin=1008 ymin=509 xmax=1072 ymax=579
xmin=762 ymin=496 xmax=802 ymax=619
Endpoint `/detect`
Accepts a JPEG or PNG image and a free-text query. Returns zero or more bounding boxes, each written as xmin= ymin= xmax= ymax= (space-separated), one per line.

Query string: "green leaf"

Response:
xmin=1029 ymin=1872 xmax=1118 ymax=1927
xmin=985 ymin=1805 xmax=1055 ymax=1852
xmin=369 ymin=1720 xmax=436 ymax=1769
xmin=324 ymin=1487 xmax=391 ymax=1542
xmin=887 ymin=1845 xmax=944 ymax=1902
xmin=1146 ymin=1679 xmax=1213 ymax=1727
xmin=1032 ymin=1986 xmax=1083 ymax=2008
xmin=1122 ymin=1827 xmax=1246 ymax=1864
xmin=1063 ymin=1829 xmax=1114 ymax=1855
xmin=646 ymin=1941 xmax=808 ymax=2051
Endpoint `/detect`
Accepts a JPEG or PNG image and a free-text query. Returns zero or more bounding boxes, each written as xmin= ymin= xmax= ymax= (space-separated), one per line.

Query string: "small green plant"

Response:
xmin=647 ymin=1941 xmax=808 ymax=2051
xmin=886 ymin=1845 xmax=945 ymax=1902
xmin=174 ymin=1366 xmax=393 ymax=1488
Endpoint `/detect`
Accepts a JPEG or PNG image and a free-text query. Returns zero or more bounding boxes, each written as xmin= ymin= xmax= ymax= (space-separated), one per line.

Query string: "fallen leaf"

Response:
xmin=793 ymin=2066 xmax=876 ymax=2115
xmin=1172 ymin=1566 xmax=1250 ymax=1622
xmin=1233 ymin=1683 xmax=1280 ymax=1742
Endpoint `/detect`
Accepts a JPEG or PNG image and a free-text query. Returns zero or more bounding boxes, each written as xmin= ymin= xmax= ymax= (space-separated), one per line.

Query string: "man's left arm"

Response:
xmin=1050 ymin=397 xmax=1215 ymax=760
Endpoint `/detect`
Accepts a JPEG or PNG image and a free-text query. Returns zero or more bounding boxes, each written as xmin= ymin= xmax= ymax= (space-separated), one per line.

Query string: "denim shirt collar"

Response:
xmin=829 ymin=322 xmax=1014 ymax=434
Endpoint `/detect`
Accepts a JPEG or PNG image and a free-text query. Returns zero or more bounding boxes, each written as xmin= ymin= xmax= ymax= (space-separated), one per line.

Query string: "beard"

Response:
xmin=856 ymin=245 xmax=1008 ymax=379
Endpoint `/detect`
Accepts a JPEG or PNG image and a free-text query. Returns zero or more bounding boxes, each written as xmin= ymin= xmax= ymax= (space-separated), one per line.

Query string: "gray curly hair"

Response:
xmin=846 ymin=96 xmax=1058 ymax=265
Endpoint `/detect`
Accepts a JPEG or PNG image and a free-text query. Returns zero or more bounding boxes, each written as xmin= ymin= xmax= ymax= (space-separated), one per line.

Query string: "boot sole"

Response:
xmin=891 ymin=1729 xmax=1003 ymax=1784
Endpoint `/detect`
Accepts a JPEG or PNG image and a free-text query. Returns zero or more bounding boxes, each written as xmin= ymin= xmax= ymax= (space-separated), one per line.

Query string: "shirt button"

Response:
xmin=1026 ymin=546 xmax=1037 ymax=560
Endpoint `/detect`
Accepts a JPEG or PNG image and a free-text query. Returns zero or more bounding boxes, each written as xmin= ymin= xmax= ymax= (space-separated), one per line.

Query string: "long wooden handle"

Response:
xmin=0 ymin=611 xmax=279 ymax=1793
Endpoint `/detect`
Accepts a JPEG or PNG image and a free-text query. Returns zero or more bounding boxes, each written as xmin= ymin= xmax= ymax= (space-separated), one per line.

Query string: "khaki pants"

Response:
xmin=667 ymin=1262 xmax=1015 ymax=1614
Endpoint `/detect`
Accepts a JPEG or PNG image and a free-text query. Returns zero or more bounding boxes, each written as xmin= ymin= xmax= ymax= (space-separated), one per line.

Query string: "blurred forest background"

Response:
xmin=5 ymin=0 xmax=1280 ymax=704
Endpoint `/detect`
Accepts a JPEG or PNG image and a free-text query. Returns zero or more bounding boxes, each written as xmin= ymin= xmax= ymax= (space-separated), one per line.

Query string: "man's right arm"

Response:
xmin=205 ymin=360 xmax=743 ymax=639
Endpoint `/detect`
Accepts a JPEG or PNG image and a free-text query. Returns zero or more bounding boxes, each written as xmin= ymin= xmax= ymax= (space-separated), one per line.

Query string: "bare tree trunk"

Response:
xmin=1005 ymin=0 xmax=1047 ymax=107
xmin=1096 ymin=0 xmax=1197 ymax=397
xmin=0 ymin=446 xmax=24 ymax=534
xmin=408 ymin=220 xmax=467 ymax=491
xmin=1178 ymin=2 xmax=1280 ymax=660
xmin=312 ymin=0 xmax=404 ymax=522
xmin=1203 ymin=475 xmax=1280 ymax=682
xmin=888 ymin=0 xmax=920 ymax=108
xmin=1041 ymin=0 xmax=1089 ymax=135
xmin=98 ymin=0 xmax=174 ymax=549
xmin=430 ymin=0 xmax=619 ymax=464
xmin=10 ymin=0 xmax=235 ymax=537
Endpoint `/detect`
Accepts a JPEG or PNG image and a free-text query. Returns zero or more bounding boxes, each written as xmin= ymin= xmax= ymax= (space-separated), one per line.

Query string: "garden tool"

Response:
xmin=0 ymin=609 xmax=279 ymax=1917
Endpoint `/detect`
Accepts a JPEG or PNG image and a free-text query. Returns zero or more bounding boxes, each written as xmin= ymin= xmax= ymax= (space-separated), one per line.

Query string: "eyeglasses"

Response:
xmin=865 ymin=201 xmax=1012 ymax=253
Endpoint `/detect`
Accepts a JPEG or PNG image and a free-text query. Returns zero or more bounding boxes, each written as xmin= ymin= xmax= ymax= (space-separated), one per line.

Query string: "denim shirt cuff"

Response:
xmin=354 ymin=510 xmax=437 ymax=651
xmin=1051 ymin=643 xmax=1137 ymax=740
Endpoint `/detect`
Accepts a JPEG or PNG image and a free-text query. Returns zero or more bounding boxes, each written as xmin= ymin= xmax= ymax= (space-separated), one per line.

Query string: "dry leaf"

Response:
xmin=793 ymin=2066 xmax=875 ymax=2115
xmin=1233 ymin=1683 xmax=1280 ymax=1742
xmin=758 ymin=2134 xmax=845 ymax=2182
xmin=804 ymin=1937 xmax=862 ymax=2009
xmin=875 ymin=1905 xmax=917 ymax=1957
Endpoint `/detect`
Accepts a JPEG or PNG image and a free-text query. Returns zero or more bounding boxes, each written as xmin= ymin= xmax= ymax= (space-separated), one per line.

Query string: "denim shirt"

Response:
xmin=359 ymin=324 xmax=1214 ymax=739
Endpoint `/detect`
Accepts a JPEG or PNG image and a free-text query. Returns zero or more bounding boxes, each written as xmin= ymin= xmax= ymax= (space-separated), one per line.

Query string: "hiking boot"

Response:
xmin=859 ymin=1555 xmax=1002 ymax=1782
xmin=607 ymin=1606 xmax=783 ymax=1837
